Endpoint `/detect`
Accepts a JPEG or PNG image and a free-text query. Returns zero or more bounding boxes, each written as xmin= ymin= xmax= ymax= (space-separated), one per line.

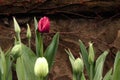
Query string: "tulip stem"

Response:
xmin=39 ymin=77 xmax=43 ymax=80
xmin=90 ymin=64 xmax=93 ymax=80
xmin=39 ymin=33 xmax=44 ymax=57
xmin=16 ymin=32 xmax=21 ymax=43
xmin=36 ymin=31 xmax=44 ymax=57
xmin=73 ymin=73 xmax=82 ymax=80
xmin=28 ymin=38 xmax=31 ymax=48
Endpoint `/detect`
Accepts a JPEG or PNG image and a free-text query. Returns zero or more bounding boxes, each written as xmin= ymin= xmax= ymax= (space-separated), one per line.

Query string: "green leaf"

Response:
xmin=94 ymin=51 xmax=108 ymax=80
xmin=16 ymin=57 xmax=25 ymax=80
xmin=0 ymin=48 xmax=7 ymax=80
xmin=81 ymin=73 xmax=86 ymax=80
xmin=95 ymin=51 xmax=108 ymax=71
xmin=93 ymin=61 xmax=103 ymax=80
xmin=0 ymin=48 xmax=12 ymax=80
xmin=112 ymin=51 xmax=120 ymax=80
xmin=34 ymin=17 xmax=39 ymax=56
xmin=65 ymin=49 xmax=75 ymax=68
xmin=103 ymin=68 xmax=112 ymax=80
xmin=0 ymin=69 xmax=1 ymax=80
xmin=44 ymin=33 xmax=59 ymax=70
xmin=113 ymin=51 xmax=120 ymax=71
xmin=79 ymin=40 xmax=90 ymax=76
xmin=65 ymin=49 xmax=75 ymax=61
xmin=16 ymin=44 xmax=39 ymax=80
xmin=34 ymin=17 xmax=43 ymax=57
xmin=5 ymin=48 xmax=13 ymax=80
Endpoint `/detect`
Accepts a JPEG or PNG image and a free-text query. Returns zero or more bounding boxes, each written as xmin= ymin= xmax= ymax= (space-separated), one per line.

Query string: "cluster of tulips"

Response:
xmin=0 ymin=16 xmax=59 ymax=80
xmin=0 ymin=16 xmax=120 ymax=80
xmin=66 ymin=40 xmax=120 ymax=80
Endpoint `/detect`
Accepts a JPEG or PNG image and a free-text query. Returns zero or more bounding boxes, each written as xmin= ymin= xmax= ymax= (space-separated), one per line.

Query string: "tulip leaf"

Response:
xmin=103 ymin=68 xmax=112 ymax=80
xmin=65 ymin=49 xmax=75 ymax=69
xmin=0 ymin=48 xmax=12 ymax=80
xmin=93 ymin=61 xmax=103 ymax=80
xmin=34 ymin=17 xmax=43 ymax=57
xmin=16 ymin=44 xmax=39 ymax=80
xmin=44 ymin=33 xmax=59 ymax=70
xmin=16 ymin=57 xmax=25 ymax=80
xmin=34 ymin=17 xmax=40 ymax=57
xmin=113 ymin=51 xmax=120 ymax=71
xmin=65 ymin=49 xmax=75 ymax=61
xmin=0 ymin=48 xmax=7 ymax=80
xmin=94 ymin=51 xmax=108 ymax=80
xmin=112 ymin=51 xmax=120 ymax=80
xmin=5 ymin=55 xmax=12 ymax=80
xmin=95 ymin=51 xmax=108 ymax=71
xmin=79 ymin=40 xmax=90 ymax=76
xmin=0 ymin=69 xmax=1 ymax=80
xmin=81 ymin=73 xmax=86 ymax=80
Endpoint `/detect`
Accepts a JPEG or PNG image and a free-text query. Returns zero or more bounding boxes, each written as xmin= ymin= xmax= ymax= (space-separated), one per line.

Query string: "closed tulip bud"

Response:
xmin=11 ymin=44 xmax=22 ymax=59
xmin=38 ymin=16 xmax=50 ymax=33
xmin=34 ymin=57 xmax=49 ymax=78
xmin=26 ymin=24 xmax=31 ymax=38
xmin=13 ymin=17 xmax=21 ymax=33
xmin=88 ymin=42 xmax=95 ymax=64
xmin=73 ymin=58 xmax=84 ymax=74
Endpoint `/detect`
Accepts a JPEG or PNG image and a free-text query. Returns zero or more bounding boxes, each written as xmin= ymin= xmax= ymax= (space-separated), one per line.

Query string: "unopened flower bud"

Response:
xmin=34 ymin=57 xmax=49 ymax=77
xmin=26 ymin=24 xmax=31 ymax=38
xmin=11 ymin=44 xmax=22 ymax=59
xmin=88 ymin=42 xmax=95 ymax=64
xmin=13 ymin=17 xmax=21 ymax=33
xmin=73 ymin=58 xmax=84 ymax=74
xmin=38 ymin=16 xmax=50 ymax=33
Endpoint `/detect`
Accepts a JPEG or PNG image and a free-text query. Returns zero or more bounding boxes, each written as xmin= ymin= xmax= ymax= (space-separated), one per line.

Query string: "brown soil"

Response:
xmin=0 ymin=15 xmax=120 ymax=80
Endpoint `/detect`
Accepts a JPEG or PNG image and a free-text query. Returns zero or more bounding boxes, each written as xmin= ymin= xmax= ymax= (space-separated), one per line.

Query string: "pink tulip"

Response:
xmin=38 ymin=16 xmax=50 ymax=33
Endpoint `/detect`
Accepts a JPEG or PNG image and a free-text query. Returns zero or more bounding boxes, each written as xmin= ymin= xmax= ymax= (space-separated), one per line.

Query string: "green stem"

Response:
xmin=39 ymin=77 xmax=44 ymax=80
xmin=36 ymin=30 xmax=38 ymax=56
xmin=36 ymin=31 xmax=44 ymax=57
xmin=39 ymin=33 xmax=43 ymax=57
xmin=73 ymin=73 xmax=77 ymax=80
xmin=36 ymin=31 xmax=43 ymax=57
xmin=16 ymin=32 xmax=21 ymax=43
xmin=73 ymin=72 xmax=82 ymax=80
xmin=28 ymin=38 xmax=31 ymax=48
xmin=90 ymin=64 xmax=93 ymax=80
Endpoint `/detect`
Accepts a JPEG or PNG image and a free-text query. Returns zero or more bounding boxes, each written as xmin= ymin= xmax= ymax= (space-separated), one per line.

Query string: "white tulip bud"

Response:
xmin=26 ymin=24 xmax=31 ymax=39
xmin=88 ymin=42 xmax=95 ymax=64
xmin=34 ymin=57 xmax=49 ymax=78
xmin=11 ymin=44 xmax=22 ymax=59
xmin=13 ymin=17 xmax=21 ymax=33
xmin=73 ymin=58 xmax=84 ymax=74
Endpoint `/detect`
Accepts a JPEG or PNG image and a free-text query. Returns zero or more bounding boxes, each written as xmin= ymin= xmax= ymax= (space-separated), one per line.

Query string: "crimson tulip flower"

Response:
xmin=38 ymin=16 xmax=50 ymax=33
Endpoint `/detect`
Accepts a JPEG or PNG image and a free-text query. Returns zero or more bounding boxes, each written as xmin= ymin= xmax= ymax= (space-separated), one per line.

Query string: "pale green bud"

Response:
xmin=26 ymin=24 xmax=31 ymax=38
xmin=34 ymin=57 xmax=49 ymax=77
xmin=13 ymin=17 xmax=21 ymax=33
xmin=11 ymin=44 xmax=22 ymax=59
xmin=88 ymin=42 xmax=95 ymax=64
xmin=73 ymin=58 xmax=84 ymax=74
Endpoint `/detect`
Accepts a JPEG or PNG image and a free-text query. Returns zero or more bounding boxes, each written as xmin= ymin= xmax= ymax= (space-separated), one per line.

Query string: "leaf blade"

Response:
xmin=44 ymin=33 xmax=59 ymax=70
xmin=79 ymin=40 xmax=90 ymax=76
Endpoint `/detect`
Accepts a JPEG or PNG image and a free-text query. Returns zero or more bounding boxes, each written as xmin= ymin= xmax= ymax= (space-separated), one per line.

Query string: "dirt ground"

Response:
xmin=0 ymin=15 xmax=120 ymax=80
